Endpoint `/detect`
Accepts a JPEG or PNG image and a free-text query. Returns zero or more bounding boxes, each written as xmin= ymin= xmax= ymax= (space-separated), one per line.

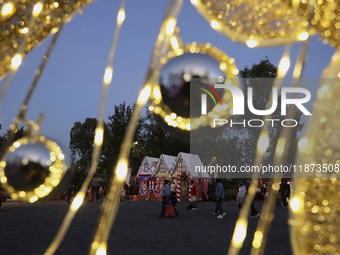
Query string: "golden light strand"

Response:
xmin=43 ymin=2 xmax=126 ymax=254
xmin=89 ymin=1 xmax=184 ymax=254
xmin=251 ymin=39 xmax=310 ymax=255
xmin=228 ymin=45 xmax=292 ymax=255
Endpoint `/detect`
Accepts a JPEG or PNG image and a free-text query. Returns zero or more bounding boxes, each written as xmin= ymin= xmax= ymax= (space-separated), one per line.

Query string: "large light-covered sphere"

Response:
xmin=158 ymin=52 xmax=225 ymax=119
xmin=0 ymin=137 xmax=72 ymax=202
xmin=149 ymin=43 xmax=239 ymax=142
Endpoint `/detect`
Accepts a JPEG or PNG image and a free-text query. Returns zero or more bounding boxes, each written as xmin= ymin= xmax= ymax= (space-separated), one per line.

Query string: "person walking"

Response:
xmin=158 ymin=180 xmax=170 ymax=218
xmin=279 ymin=179 xmax=290 ymax=208
xmin=88 ymin=186 xmax=93 ymax=202
xmin=99 ymin=186 xmax=104 ymax=201
xmin=213 ymin=178 xmax=225 ymax=219
xmin=244 ymin=179 xmax=260 ymax=218
xmin=189 ymin=180 xmax=198 ymax=210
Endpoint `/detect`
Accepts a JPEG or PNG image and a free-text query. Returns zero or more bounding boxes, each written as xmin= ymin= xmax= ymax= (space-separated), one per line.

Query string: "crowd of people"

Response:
xmin=87 ymin=185 xmax=106 ymax=202
xmin=157 ymin=178 xmax=291 ymax=219
xmin=63 ymin=184 xmax=107 ymax=204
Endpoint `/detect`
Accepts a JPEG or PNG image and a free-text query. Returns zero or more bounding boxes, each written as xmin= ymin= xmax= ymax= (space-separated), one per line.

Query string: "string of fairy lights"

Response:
xmin=45 ymin=1 xmax=126 ymax=254
xmin=1 ymin=0 xmax=340 ymax=255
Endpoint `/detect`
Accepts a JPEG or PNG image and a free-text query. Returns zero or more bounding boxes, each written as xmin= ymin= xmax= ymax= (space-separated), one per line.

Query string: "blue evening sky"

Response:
xmin=0 ymin=0 xmax=335 ymax=150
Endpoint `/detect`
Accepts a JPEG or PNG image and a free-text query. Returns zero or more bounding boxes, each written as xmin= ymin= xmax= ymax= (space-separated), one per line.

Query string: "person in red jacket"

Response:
xmin=189 ymin=180 xmax=198 ymax=210
xmin=88 ymin=186 xmax=93 ymax=202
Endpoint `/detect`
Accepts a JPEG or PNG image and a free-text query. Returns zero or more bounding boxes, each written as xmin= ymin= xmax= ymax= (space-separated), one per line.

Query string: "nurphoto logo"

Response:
xmin=199 ymin=82 xmax=312 ymax=128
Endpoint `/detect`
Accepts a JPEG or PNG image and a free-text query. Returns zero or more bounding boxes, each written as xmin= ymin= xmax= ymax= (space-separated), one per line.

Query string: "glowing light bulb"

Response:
xmin=71 ymin=194 xmax=84 ymax=210
xmin=117 ymin=9 xmax=125 ymax=23
xmin=232 ymin=220 xmax=247 ymax=247
xmin=1 ymin=2 xmax=15 ymax=18
xmin=166 ymin=19 xmax=176 ymax=35
xmin=103 ymin=67 xmax=113 ymax=84
xmin=96 ymin=244 xmax=107 ymax=255
xmin=297 ymin=32 xmax=309 ymax=41
xmin=170 ymin=36 xmax=179 ymax=50
xmin=137 ymin=86 xmax=151 ymax=105
xmin=290 ymin=197 xmax=301 ymax=212
xmin=21 ymin=27 xmax=29 ymax=34
xmin=257 ymin=133 xmax=269 ymax=152
xmin=153 ymin=87 xmax=161 ymax=100
xmin=11 ymin=54 xmax=22 ymax=69
xmin=116 ymin=161 xmax=128 ymax=180
xmin=94 ymin=128 xmax=104 ymax=146
xmin=246 ymin=40 xmax=258 ymax=48
xmin=33 ymin=2 xmax=43 ymax=17
xmin=298 ymin=138 xmax=308 ymax=151
xmin=278 ymin=57 xmax=290 ymax=76
xmin=210 ymin=20 xmax=220 ymax=29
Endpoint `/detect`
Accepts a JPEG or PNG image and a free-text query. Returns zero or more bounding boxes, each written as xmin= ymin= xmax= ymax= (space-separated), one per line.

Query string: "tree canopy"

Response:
xmin=69 ymin=102 xmax=190 ymax=185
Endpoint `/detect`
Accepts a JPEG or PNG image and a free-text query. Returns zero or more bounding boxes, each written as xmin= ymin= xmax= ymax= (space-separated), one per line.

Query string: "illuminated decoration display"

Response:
xmin=191 ymin=0 xmax=314 ymax=47
xmin=149 ymin=41 xmax=240 ymax=132
xmin=0 ymin=121 xmax=70 ymax=203
xmin=0 ymin=0 xmax=340 ymax=255
xmin=290 ymin=52 xmax=340 ymax=255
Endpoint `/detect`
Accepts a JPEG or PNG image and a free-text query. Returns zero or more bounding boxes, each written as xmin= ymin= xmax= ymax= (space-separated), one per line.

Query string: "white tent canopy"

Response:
xmin=137 ymin=156 xmax=159 ymax=176
xmin=154 ymin=154 xmax=177 ymax=177
xmin=172 ymin=152 xmax=209 ymax=178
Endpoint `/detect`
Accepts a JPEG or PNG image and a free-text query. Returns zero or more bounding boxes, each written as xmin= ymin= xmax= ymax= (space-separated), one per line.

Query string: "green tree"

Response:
xmin=0 ymin=125 xmax=26 ymax=157
xmin=100 ymin=102 xmax=145 ymax=176
xmin=141 ymin=110 xmax=190 ymax=158
xmin=69 ymin=118 xmax=109 ymax=185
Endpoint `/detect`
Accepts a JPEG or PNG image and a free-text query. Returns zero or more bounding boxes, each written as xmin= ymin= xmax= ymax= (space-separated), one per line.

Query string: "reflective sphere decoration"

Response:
xmin=0 ymin=136 xmax=71 ymax=203
xmin=150 ymin=42 xmax=240 ymax=135
xmin=191 ymin=0 xmax=314 ymax=47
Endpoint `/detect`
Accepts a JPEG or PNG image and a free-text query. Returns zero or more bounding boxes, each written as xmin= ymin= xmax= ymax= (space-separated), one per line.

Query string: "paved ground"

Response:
xmin=0 ymin=200 xmax=291 ymax=255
